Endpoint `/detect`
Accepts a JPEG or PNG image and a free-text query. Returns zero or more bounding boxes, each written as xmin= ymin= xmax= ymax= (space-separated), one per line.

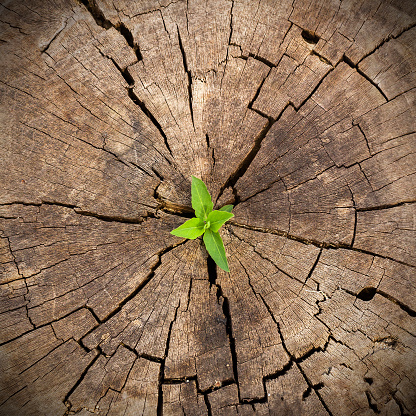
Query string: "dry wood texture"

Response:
xmin=0 ymin=0 xmax=415 ymax=415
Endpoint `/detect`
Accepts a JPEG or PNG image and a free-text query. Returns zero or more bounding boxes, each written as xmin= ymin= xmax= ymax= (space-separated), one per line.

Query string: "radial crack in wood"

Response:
xmin=1 ymin=0 xmax=415 ymax=414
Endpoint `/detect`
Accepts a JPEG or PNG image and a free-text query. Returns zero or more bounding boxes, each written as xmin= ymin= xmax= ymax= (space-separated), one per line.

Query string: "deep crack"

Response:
xmin=177 ymin=25 xmax=194 ymax=130
xmin=157 ymin=300 xmax=181 ymax=416
xmin=342 ymin=54 xmax=388 ymax=101
xmin=216 ymin=116 xmax=275 ymax=204
xmin=63 ymin=349 xmax=101 ymax=407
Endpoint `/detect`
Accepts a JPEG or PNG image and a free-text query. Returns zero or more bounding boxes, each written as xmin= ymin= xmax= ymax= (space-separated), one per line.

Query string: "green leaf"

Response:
xmin=203 ymin=229 xmax=229 ymax=272
xmin=207 ymin=210 xmax=234 ymax=233
xmin=170 ymin=217 xmax=205 ymax=239
xmin=191 ymin=176 xmax=213 ymax=220
xmin=219 ymin=205 xmax=233 ymax=213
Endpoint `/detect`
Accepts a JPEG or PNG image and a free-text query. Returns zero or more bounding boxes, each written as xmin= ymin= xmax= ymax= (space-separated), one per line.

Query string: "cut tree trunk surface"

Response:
xmin=0 ymin=0 xmax=415 ymax=415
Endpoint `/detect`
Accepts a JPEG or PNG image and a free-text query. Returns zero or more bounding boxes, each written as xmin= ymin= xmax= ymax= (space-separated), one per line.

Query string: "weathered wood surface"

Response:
xmin=0 ymin=0 xmax=415 ymax=414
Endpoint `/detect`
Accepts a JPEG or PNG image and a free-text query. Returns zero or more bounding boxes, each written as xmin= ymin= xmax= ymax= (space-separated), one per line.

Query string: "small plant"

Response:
xmin=171 ymin=176 xmax=234 ymax=272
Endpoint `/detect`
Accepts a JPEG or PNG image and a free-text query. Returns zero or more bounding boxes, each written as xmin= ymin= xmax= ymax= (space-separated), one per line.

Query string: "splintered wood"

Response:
xmin=0 ymin=0 xmax=415 ymax=415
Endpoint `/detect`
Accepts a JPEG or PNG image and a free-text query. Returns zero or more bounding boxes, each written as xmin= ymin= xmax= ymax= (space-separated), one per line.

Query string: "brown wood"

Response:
xmin=0 ymin=0 xmax=415 ymax=415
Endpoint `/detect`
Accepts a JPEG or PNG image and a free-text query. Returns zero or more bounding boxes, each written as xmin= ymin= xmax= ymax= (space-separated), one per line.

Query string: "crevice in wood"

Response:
xmin=221 ymin=295 xmax=240 ymax=400
xmin=364 ymin=377 xmax=374 ymax=385
xmin=0 ymin=386 xmax=27 ymax=408
xmin=347 ymin=247 xmax=415 ymax=269
xmin=157 ymin=300 xmax=181 ymax=416
xmin=231 ymin=221 xmax=416 ymax=268
xmin=215 ymin=110 xmax=278 ymax=204
xmin=177 ymin=25 xmax=194 ymax=130
xmin=159 ymin=9 xmax=170 ymax=37
xmin=357 ymin=162 xmax=375 ymax=192
xmin=260 ymin=292 xmax=333 ymax=414
xmin=296 ymin=363 xmax=333 ymax=415
xmin=302 ymin=386 xmax=312 ymax=400
xmin=79 ymin=0 xmax=112 ymax=29
xmin=115 ymin=1 xmax=180 ymax=19
xmin=210 ymin=276 xmax=240 ymax=401
xmin=248 ymin=68 xmax=272 ymax=109
xmin=185 ymin=277 xmax=193 ymax=312
xmin=157 ymin=202 xmax=195 ymax=218
xmin=22 ymin=114 xmax=154 ymax=177
xmin=218 ymin=57 xmax=336 ymax=204
xmin=163 ymin=376 xmax=197 ymax=385
xmin=152 ymin=170 xmax=193 ymax=217
xmin=40 ymin=18 xmax=69 ymax=54
xmin=199 ymin=379 xmax=236 ymax=395
xmin=312 ymin=284 xmax=332 ymax=335
xmin=218 ymin=0 xmax=234 ymax=91
xmin=254 ymin=294 xmax=294 ymax=380
xmin=240 ymin=395 xmax=268 ymax=406
xmin=124 ymin=73 xmax=173 ymax=158
xmin=1 ymin=304 xmax=101 ymax=348
xmin=247 ymin=53 xmax=275 ymax=68
xmin=95 ymin=240 xmax=188 ymax=326
xmin=63 ymin=348 xmax=101 ymax=408
xmin=356 ymin=200 xmax=416 ymax=212
xmin=346 ymin=184 xmax=357 ymax=248
xmin=365 ymin=390 xmax=381 ymax=414
xmin=81 ymin=0 xmax=141 ymax=61
xmin=17 ymin=339 xmax=65 ymax=376
xmin=116 ymin=342 xmax=138 ymax=357
xmin=3 ymin=233 xmax=24 ymax=279
xmin=353 ymin=122 xmax=372 ymax=155
xmin=151 ymin=166 xmax=195 ymax=218
xmin=1 ymin=79 xmax=37 ymax=99
xmin=207 ymin=255 xmax=217 ymax=287
xmin=25 ymin=304 xmax=36 ymax=330
xmin=342 ymin=54 xmax=388 ymax=101
xmin=230 ymin=221 xmax=332 ymax=249
xmin=78 ymin=44 xmax=174 ymax=160
xmin=303 ymin=248 xmax=322 ymax=288
xmin=203 ymin=392 xmax=213 ymax=416
xmin=128 ymin=88 xmax=173 ymax=156
xmin=140 ymin=353 xmax=164 ymax=363
xmin=228 ymin=1 xmax=234 ymax=46
xmin=392 ymin=394 xmax=409 ymax=416
xmin=376 ymin=290 xmax=416 ymax=317
xmin=74 ymin=208 xmax=156 ymax=224
xmin=310 ymin=50 xmax=333 ymax=66
xmin=345 ymin=285 xmax=416 ymax=317
xmin=249 ymin=106 xmax=274 ymax=120
xmin=0 ymin=18 xmax=28 ymax=35
xmin=356 ymin=22 xmax=416 ymax=66
xmin=290 ymin=66 xmax=334 ymax=111
xmin=263 ymin=360 xmax=294 ymax=384
xmin=230 ymin=228 xmax=307 ymax=286
xmin=115 ymin=22 xmax=142 ymax=61
xmin=151 ymin=166 xmax=164 ymax=183
xmin=225 ymin=0 xmax=235 ymax=60
xmin=0 ymin=201 xmax=48 ymax=208
xmin=206 ymin=133 xmax=215 ymax=167
xmin=128 ymin=160 xmax=154 ymax=177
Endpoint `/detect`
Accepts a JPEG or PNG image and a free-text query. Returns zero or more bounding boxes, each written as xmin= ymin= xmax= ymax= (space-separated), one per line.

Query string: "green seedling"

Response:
xmin=171 ymin=176 xmax=234 ymax=272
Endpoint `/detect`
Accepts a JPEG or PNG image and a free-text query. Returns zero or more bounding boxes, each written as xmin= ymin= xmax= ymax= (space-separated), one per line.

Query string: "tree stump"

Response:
xmin=1 ymin=0 xmax=415 ymax=414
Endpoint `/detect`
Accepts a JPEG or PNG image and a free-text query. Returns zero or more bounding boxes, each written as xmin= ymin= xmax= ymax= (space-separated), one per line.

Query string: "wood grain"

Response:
xmin=1 ymin=0 xmax=415 ymax=414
